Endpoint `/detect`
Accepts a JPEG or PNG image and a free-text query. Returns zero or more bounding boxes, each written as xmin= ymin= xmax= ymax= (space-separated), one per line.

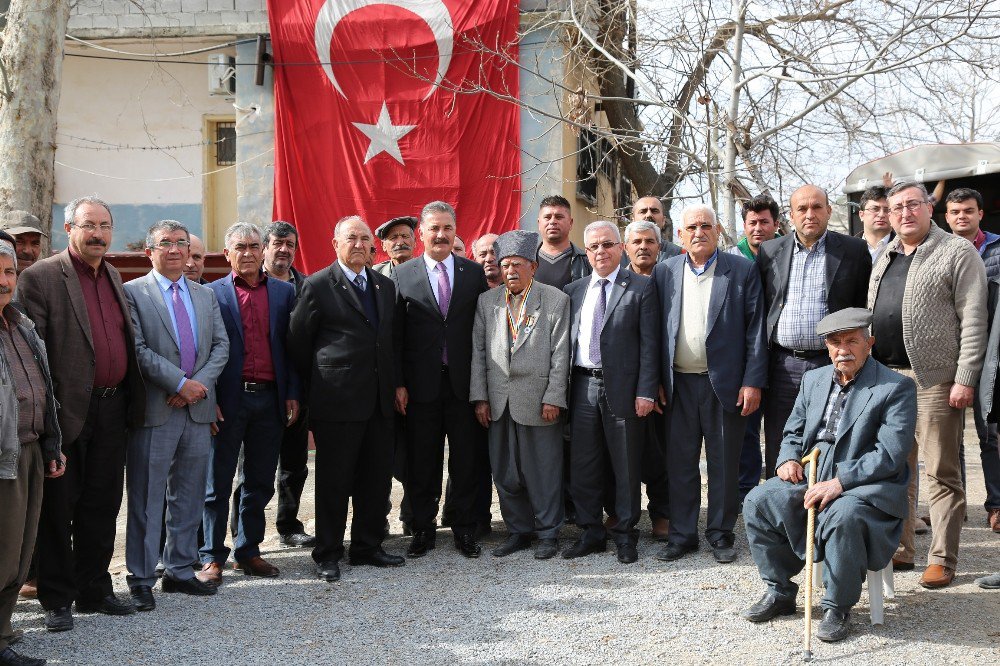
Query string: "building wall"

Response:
xmin=68 ymin=0 xmax=268 ymax=36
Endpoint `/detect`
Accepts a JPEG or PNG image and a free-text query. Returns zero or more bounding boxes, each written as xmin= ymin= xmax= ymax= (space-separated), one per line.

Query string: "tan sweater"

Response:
xmin=674 ymin=262 xmax=715 ymax=374
xmin=868 ymin=223 xmax=988 ymax=389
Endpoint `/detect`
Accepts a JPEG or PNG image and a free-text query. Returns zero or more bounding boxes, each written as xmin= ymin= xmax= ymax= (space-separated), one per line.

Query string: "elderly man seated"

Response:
xmin=741 ymin=308 xmax=916 ymax=642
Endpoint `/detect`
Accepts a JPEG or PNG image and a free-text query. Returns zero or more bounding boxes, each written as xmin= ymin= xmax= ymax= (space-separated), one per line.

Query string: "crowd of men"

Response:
xmin=1 ymin=181 xmax=1000 ymax=665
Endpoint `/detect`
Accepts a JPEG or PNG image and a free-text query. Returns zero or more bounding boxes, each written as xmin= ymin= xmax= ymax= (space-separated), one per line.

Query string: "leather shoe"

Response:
xmin=711 ymin=537 xmax=736 ymax=564
xmin=492 ymin=534 xmax=532 ymax=557
xmin=199 ymin=562 xmax=223 ymax=586
xmin=741 ymin=591 xmax=797 ymax=622
xmin=891 ymin=557 xmax=914 ymax=571
xmin=43 ymin=607 xmax=72 ymax=632
xmin=0 ymin=646 xmax=46 ymax=666
xmin=616 ymin=543 xmax=638 ymax=564
xmin=816 ymin=609 xmax=851 ymax=642
xmin=75 ymin=594 xmax=136 ymax=616
xmin=988 ymin=507 xmax=1000 ymax=533
xmin=919 ymin=564 xmax=955 ymax=589
xmin=650 ymin=517 xmax=670 ymax=541
xmin=407 ymin=530 xmax=436 ymax=558
xmin=562 ymin=538 xmax=606 ymax=559
xmin=161 ymin=575 xmax=218 ymax=596
xmin=129 ymin=585 xmax=155 ymax=612
xmin=350 ymin=549 xmax=405 ymax=568
xmin=316 ymin=561 xmax=341 ymax=582
xmin=534 ymin=538 xmax=559 ymax=560
xmin=975 ymin=572 xmax=1000 ymax=589
xmin=455 ymin=534 xmax=482 ymax=559
xmin=279 ymin=532 xmax=317 ymax=548
xmin=655 ymin=542 xmax=697 ymax=561
xmin=235 ymin=556 xmax=280 ymax=578
xmin=18 ymin=579 xmax=36 ymax=599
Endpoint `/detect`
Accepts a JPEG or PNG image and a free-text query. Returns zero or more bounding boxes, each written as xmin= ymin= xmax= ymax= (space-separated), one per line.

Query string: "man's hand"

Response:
xmin=211 ymin=404 xmax=224 ymax=436
xmin=803 ymin=477 xmax=844 ymax=511
xmin=166 ymin=394 xmax=186 ymax=409
xmin=541 ymin=404 xmax=560 ymax=422
xmin=474 ymin=401 xmax=491 ymax=429
xmin=395 ymin=387 xmax=409 ymax=416
xmin=949 ymin=383 xmax=974 ymax=410
xmin=178 ymin=379 xmax=209 ymax=405
xmin=653 ymin=385 xmax=667 ymax=415
xmin=285 ymin=399 xmax=299 ymax=427
xmin=635 ymin=398 xmax=654 ymax=418
xmin=737 ymin=386 xmax=761 ymax=417
xmin=46 ymin=453 xmax=67 ymax=479
xmin=777 ymin=460 xmax=804 ymax=484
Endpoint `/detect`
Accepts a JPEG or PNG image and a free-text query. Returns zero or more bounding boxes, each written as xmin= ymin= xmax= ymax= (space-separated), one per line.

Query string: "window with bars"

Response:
xmin=215 ymin=122 xmax=236 ymax=166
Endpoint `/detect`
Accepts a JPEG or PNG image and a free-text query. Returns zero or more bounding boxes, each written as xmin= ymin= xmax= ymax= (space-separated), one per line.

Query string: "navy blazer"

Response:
xmin=654 ymin=251 xmax=768 ymax=413
xmin=209 ymin=273 xmax=300 ymax=423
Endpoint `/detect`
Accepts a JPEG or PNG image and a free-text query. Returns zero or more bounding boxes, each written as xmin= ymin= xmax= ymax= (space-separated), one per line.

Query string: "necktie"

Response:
xmin=354 ymin=273 xmax=366 ymax=292
xmin=170 ymin=283 xmax=196 ymax=377
xmin=589 ymin=278 xmax=608 ymax=365
xmin=435 ymin=263 xmax=451 ymax=364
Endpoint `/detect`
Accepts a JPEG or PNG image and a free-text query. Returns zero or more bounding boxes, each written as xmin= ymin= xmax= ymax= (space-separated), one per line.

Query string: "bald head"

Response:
xmin=789 ymin=185 xmax=831 ymax=247
xmin=183 ymin=234 xmax=206 ymax=282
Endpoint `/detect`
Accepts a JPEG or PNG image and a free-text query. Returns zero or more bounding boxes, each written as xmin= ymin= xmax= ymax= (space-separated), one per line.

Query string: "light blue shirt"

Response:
xmin=338 ymin=260 xmax=366 ymax=290
xmin=686 ymin=249 xmax=719 ymax=276
xmin=151 ymin=270 xmax=199 ymax=391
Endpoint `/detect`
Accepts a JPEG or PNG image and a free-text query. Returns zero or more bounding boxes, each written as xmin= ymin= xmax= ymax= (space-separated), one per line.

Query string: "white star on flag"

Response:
xmin=352 ymin=102 xmax=417 ymax=165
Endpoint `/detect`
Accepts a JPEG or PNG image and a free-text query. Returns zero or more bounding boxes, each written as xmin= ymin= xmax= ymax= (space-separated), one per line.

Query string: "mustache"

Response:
xmin=835 ymin=354 xmax=856 ymax=363
xmin=391 ymin=243 xmax=411 ymax=251
xmin=0 ymin=286 xmax=11 ymax=295
xmin=86 ymin=239 xmax=107 ymax=247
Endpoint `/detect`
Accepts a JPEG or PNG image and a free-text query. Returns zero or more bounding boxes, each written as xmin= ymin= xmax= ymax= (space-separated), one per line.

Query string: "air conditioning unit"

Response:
xmin=208 ymin=54 xmax=236 ymax=97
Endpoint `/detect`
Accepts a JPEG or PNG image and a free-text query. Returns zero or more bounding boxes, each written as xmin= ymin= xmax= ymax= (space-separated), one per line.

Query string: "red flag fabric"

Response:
xmin=268 ymin=0 xmax=521 ymax=273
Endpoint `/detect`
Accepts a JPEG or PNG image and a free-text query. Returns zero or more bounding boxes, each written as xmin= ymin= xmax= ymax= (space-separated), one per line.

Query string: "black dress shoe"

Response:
xmin=741 ymin=591 xmax=797 ymax=622
xmin=491 ymin=534 xmax=532 ymax=557
xmin=711 ymin=537 xmax=737 ymax=563
xmin=534 ymin=538 xmax=559 ymax=560
xmin=75 ymin=594 xmax=136 ymax=616
xmin=279 ymin=532 xmax=317 ymax=548
xmin=316 ymin=561 xmax=341 ymax=582
xmin=350 ymin=549 xmax=406 ymax=568
xmin=43 ymin=607 xmax=72 ymax=632
xmin=616 ymin=543 xmax=638 ymax=564
xmin=655 ymin=542 xmax=698 ymax=561
xmin=816 ymin=609 xmax=851 ymax=642
xmin=0 ymin=646 xmax=46 ymax=666
xmin=154 ymin=562 xmax=165 ymax=578
xmin=562 ymin=539 xmax=606 ymax=559
xmin=407 ymin=530 xmax=436 ymax=558
xmin=161 ymin=575 xmax=218 ymax=596
xmin=129 ymin=585 xmax=155 ymax=612
xmin=455 ymin=534 xmax=482 ymax=558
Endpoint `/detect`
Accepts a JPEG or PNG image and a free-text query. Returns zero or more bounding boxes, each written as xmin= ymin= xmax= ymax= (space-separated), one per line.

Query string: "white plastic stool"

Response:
xmin=811 ymin=561 xmax=894 ymax=625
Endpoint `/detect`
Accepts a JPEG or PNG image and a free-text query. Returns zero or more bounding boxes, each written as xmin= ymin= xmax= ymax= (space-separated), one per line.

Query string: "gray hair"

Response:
xmin=145 ymin=220 xmax=189 ymax=249
xmin=0 ymin=242 xmax=16 ymax=271
xmin=224 ymin=222 xmax=262 ymax=249
xmin=623 ymin=220 xmax=661 ymax=243
xmin=887 ymin=181 xmax=930 ymax=201
xmin=681 ymin=204 xmax=718 ymax=225
xmin=64 ymin=195 xmax=114 ymax=226
xmin=333 ymin=215 xmax=368 ymax=239
xmin=583 ymin=220 xmax=621 ymax=243
xmin=421 ymin=201 xmax=456 ymax=223
xmin=263 ymin=221 xmax=298 ymax=245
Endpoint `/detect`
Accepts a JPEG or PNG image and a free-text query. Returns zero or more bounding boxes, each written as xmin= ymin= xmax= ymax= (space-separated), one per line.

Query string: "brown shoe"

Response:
xmin=891 ymin=557 xmax=914 ymax=571
xmin=604 ymin=515 xmax=619 ymax=530
xmin=198 ymin=562 xmax=223 ymax=586
xmin=920 ymin=515 xmax=931 ymax=526
xmin=988 ymin=508 xmax=1000 ymax=533
xmin=650 ymin=517 xmax=670 ymax=540
xmin=234 ymin=556 xmax=280 ymax=578
xmin=18 ymin=578 xmax=37 ymax=599
xmin=919 ymin=564 xmax=955 ymax=589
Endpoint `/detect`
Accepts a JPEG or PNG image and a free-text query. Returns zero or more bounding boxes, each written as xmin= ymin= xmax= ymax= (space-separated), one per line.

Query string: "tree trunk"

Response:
xmin=0 ymin=0 xmax=72 ymax=239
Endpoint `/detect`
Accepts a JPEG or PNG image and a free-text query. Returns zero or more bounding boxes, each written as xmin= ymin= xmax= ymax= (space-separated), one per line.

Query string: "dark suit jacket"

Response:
xmin=565 ymin=269 xmax=660 ymax=418
xmin=17 ymin=250 xmax=145 ymax=442
xmin=209 ymin=274 xmax=300 ymax=422
xmin=757 ymin=231 xmax=872 ymax=345
xmin=654 ymin=251 xmax=768 ymax=413
xmin=394 ymin=255 xmax=488 ymax=402
xmin=287 ymin=262 xmax=396 ymax=422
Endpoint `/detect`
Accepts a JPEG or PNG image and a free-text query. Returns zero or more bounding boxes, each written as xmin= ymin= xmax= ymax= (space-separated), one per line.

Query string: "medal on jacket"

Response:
xmin=506 ymin=279 xmax=534 ymax=347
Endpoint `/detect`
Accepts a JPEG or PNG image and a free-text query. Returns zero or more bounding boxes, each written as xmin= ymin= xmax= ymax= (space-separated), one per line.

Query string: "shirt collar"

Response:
xmin=232 ymin=270 xmax=267 ymax=288
xmin=337 ymin=260 xmax=363 ymax=284
xmin=793 ymin=230 xmax=828 ymax=252
xmin=685 ymin=249 xmax=719 ymax=275
xmin=151 ymin=269 xmax=189 ymax=293
xmin=973 ymin=228 xmax=987 ymax=251
xmin=68 ymin=246 xmax=105 ymax=277
xmin=589 ymin=265 xmax=620 ymax=287
xmin=422 ymin=252 xmax=455 ymax=275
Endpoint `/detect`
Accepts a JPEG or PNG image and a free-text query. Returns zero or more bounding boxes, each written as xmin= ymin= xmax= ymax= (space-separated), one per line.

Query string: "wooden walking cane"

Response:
xmin=801 ymin=447 xmax=821 ymax=662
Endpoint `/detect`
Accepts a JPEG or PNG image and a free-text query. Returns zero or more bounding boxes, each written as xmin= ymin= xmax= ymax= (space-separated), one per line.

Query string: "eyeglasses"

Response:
xmin=889 ymin=200 xmax=927 ymax=215
xmin=152 ymin=240 xmax=190 ymax=250
xmin=73 ymin=223 xmax=113 ymax=233
xmin=586 ymin=241 xmax=619 ymax=252
xmin=862 ymin=206 xmax=890 ymax=215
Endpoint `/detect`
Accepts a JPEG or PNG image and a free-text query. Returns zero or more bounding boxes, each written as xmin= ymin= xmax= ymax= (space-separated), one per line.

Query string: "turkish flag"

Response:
xmin=268 ymin=0 xmax=521 ymax=273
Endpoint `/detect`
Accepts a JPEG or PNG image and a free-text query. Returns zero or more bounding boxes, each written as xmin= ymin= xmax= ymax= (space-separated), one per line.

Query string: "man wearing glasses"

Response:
xmin=869 ymin=181 xmax=988 ymax=588
xmin=856 ymin=185 xmax=894 ymax=263
xmin=17 ymin=197 xmax=147 ymax=629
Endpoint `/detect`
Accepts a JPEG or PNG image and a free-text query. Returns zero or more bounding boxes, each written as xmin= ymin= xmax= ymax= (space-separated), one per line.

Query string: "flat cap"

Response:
xmin=0 ymin=230 xmax=14 ymax=246
xmin=494 ymin=230 xmax=539 ymax=263
xmin=816 ymin=307 xmax=873 ymax=337
xmin=374 ymin=216 xmax=417 ymax=240
xmin=0 ymin=210 xmax=47 ymax=238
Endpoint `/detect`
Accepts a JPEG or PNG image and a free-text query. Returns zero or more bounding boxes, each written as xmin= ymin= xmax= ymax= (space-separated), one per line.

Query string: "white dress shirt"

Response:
xmin=574 ymin=266 xmax=619 ymax=368
xmin=423 ymin=252 xmax=456 ymax=309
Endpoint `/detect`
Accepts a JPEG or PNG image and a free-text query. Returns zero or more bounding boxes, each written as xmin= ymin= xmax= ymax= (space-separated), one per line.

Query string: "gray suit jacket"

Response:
xmin=470 ymin=281 xmax=571 ymax=427
xmin=776 ymin=358 xmax=916 ymax=520
xmin=124 ymin=272 xmax=230 ymax=427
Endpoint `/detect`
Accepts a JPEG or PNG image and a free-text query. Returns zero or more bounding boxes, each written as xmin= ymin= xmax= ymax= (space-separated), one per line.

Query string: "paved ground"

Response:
xmin=11 ymin=426 xmax=1000 ymax=665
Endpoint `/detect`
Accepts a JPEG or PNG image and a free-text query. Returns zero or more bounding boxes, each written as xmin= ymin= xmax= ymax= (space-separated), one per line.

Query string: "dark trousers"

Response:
xmin=442 ymin=447 xmax=493 ymax=528
xmin=37 ymin=392 xmax=127 ymax=610
xmin=667 ymin=373 xmax=746 ymax=546
xmin=201 ymin=387 xmax=283 ymax=564
xmin=276 ymin=407 xmax=311 ymax=535
xmin=312 ymin=416 xmax=393 ymax=563
xmin=406 ymin=368 xmax=483 ymax=537
xmin=971 ymin=394 xmax=1000 ymax=510
xmin=570 ymin=374 xmax=644 ymax=547
xmin=738 ymin=406 xmax=764 ymax=497
xmin=390 ymin=412 xmax=414 ymax=526
xmin=642 ymin=412 xmax=670 ymax=520
xmin=763 ymin=350 xmax=829 ymax=478
xmin=0 ymin=441 xmax=43 ymax=651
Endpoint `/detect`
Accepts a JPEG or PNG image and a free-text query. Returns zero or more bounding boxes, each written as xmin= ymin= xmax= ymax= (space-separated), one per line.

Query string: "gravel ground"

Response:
xmin=11 ymin=427 xmax=1000 ymax=665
